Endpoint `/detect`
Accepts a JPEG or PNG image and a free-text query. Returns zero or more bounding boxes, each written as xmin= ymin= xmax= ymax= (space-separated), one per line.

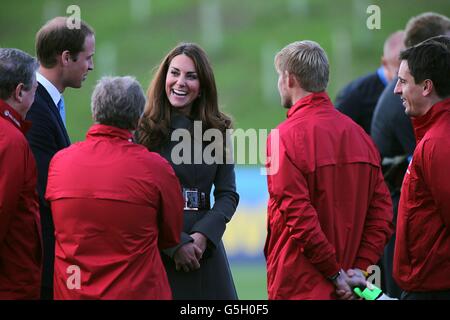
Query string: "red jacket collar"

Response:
xmin=0 ymin=99 xmax=31 ymax=133
xmin=86 ymin=124 xmax=134 ymax=141
xmin=287 ymin=92 xmax=332 ymax=118
xmin=412 ymin=97 xmax=450 ymax=142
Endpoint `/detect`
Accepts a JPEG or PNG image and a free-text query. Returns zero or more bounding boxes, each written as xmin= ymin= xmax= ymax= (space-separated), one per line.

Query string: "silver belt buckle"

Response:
xmin=183 ymin=188 xmax=199 ymax=211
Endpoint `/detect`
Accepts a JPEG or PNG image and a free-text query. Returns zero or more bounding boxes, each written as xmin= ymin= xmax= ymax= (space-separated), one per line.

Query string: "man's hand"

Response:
xmin=173 ymin=242 xmax=202 ymax=272
xmin=334 ymin=268 xmax=367 ymax=300
xmin=333 ymin=270 xmax=356 ymax=300
xmin=346 ymin=268 xmax=367 ymax=288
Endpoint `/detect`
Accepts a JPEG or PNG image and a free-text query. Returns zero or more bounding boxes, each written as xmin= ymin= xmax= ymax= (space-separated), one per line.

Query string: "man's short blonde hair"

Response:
xmin=275 ymin=40 xmax=329 ymax=92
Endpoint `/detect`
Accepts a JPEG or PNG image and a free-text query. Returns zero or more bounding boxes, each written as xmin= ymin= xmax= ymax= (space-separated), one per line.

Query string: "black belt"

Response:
xmin=182 ymin=188 xmax=210 ymax=211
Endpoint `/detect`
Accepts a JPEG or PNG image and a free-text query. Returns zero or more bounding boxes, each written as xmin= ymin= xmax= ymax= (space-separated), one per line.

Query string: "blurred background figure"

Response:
xmin=137 ymin=43 xmax=239 ymax=299
xmin=46 ymin=76 xmax=183 ymax=299
xmin=26 ymin=16 xmax=95 ymax=299
xmin=335 ymin=30 xmax=404 ymax=134
xmin=0 ymin=48 xmax=41 ymax=299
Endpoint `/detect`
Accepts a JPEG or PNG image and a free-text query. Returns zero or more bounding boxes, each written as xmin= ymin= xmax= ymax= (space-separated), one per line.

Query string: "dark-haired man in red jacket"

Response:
xmin=393 ymin=36 xmax=450 ymax=300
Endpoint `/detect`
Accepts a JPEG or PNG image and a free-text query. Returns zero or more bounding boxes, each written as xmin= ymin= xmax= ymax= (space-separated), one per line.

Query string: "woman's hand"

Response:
xmin=190 ymin=232 xmax=208 ymax=255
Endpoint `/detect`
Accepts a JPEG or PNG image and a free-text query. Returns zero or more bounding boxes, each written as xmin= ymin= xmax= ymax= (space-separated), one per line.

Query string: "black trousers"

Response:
xmin=380 ymin=190 xmax=402 ymax=299
xmin=401 ymin=289 xmax=450 ymax=300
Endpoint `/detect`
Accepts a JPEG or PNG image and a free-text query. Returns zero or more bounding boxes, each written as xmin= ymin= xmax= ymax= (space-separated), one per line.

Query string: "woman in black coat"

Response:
xmin=137 ymin=43 xmax=239 ymax=299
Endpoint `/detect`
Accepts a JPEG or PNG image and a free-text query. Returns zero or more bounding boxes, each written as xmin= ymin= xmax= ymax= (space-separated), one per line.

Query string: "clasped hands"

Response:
xmin=173 ymin=232 xmax=208 ymax=272
xmin=333 ymin=268 xmax=368 ymax=300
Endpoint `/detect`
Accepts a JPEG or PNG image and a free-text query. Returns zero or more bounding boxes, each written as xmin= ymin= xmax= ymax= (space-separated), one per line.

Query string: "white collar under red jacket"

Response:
xmin=0 ymin=99 xmax=31 ymax=133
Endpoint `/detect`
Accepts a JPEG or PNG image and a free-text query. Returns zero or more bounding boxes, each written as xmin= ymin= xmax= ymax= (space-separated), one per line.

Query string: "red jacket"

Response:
xmin=394 ymin=98 xmax=450 ymax=292
xmin=265 ymin=92 xmax=393 ymax=299
xmin=0 ymin=100 xmax=42 ymax=299
xmin=46 ymin=124 xmax=183 ymax=299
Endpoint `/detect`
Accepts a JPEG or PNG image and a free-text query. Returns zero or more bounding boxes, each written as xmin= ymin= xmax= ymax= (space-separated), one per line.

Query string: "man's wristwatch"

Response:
xmin=328 ymin=270 xmax=341 ymax=282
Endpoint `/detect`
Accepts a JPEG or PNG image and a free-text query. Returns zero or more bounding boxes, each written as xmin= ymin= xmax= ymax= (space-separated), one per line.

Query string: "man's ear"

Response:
xmin=422 ymin=79 xmax=434 ymax=97
xmin=60 ymin=50 xmax=72 ymax=66
xmin=287 ymin=73 xmax=299 ymax=88
xmin=14 ymin=83 xmax=25 ymax=103
xmin=288 ymin=73 xmax=302 ymax=88
xmin=381 ymin=56 xmax=392 ymax=79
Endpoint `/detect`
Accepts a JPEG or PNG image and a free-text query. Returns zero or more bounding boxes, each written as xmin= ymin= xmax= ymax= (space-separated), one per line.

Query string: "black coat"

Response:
xmin=335 ymin=71 xmax=385 ymax=134
xmin=25 ymin=83 xmax=70 ymax=298
xmin=156 ymin=113 xmax=239 ymax=300
xmin=370 ymin=78 xmax=416 ymax=158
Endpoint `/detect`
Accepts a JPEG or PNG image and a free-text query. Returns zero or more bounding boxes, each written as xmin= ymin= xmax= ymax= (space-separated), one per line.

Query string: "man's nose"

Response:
xmin=393 ymin=81 xmax=401 ymax=95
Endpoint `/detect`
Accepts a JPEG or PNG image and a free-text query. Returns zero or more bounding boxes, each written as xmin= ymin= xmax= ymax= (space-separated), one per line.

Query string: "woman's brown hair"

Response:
xmin=137 ymin=42 xmax=232 ymax=151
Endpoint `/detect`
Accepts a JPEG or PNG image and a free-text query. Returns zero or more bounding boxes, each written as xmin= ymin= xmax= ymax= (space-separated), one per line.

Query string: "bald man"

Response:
xmin=334 ymin=30 xmax=405 ymax=134
xmin=382 ymin=31 xmax=406 ymax=83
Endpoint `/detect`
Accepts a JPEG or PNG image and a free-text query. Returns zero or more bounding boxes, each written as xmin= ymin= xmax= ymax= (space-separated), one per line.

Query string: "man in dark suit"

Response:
xmin=334 ymin=30 xmax=404 ymax=134
xmin=26 ymin=16 xmax=95 ymax=299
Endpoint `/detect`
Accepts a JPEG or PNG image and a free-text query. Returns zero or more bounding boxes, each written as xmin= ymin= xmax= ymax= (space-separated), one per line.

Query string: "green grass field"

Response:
xmin=231 ymin=263 xmax=267 ymax=300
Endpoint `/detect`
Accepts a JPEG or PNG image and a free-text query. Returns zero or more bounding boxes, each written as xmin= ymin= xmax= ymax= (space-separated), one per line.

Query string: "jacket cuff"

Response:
xmin=303 ymin=241 xmax=340 ymax=278
xmin=190 ymin=211 xmax=226 ymax=250
xmin=315 ymin=259 xmax=341 ymax=279
xmin=353 ymin=257 xmax=373 ymax=272
xmin=354 ymin=245 xmax=380 ymax=271
xmin=162 ymin=232 xmax=193 ymax=259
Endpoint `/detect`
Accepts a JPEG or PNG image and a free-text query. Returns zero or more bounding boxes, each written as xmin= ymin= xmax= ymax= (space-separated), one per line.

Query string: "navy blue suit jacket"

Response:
xmin=25 ymin=83 xmax=70 ymax=295
xmin=371 ymin=78 xmax=415 ymax=158
xmin=335 ymin=71 xmax=385 ymax=134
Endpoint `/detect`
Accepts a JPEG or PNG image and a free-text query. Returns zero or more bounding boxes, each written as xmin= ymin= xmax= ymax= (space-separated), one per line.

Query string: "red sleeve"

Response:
xmin=422 ymin=138 xmax=450 ymax=229
xmin=155 ymin=161 xmax=184 ymax=250
xmin=0 ymin=137 xmax=24 ymax=245
xmin=272 ymin=137 xmax=340 ymax=278
xmin=354 ymin=165 xmax=394 ymax=270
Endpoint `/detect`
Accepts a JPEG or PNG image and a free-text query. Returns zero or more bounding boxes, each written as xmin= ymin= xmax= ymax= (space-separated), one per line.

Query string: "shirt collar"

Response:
xmin=287 ymin=91 xmax=333 ymax=118
xmin=0 ymin=99 xmax=32 ymax=133
xmin=37 ymin=72 xmax=62 ymax=106
xmin=377 ymin=66 xmax=388 ymax=86
xmin=86 ymin=124 xmax=134 ymax=142
xmin=170 ymin=112 xmax=193 ymax=129
xmin=412 ymin=97 xmax=450 ymax=142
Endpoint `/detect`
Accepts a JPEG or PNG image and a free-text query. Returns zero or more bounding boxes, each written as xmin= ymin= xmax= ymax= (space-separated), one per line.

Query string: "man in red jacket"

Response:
xmin=264 ymin=40 xmax=394 ymax=300
xmin=0 ymin=48 xmax=42 ymax=299
xmin=45 ymin=76 xmax=184 ymax=299
xmin=393 ymin=36 xmax=450 ymax=300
